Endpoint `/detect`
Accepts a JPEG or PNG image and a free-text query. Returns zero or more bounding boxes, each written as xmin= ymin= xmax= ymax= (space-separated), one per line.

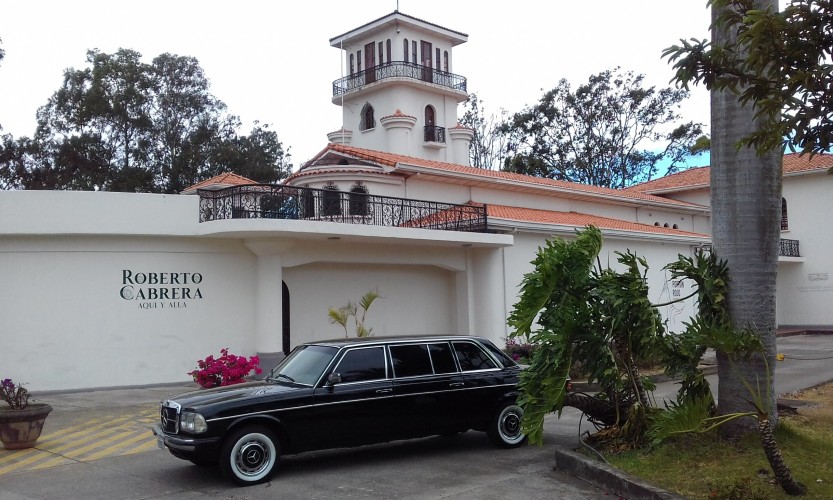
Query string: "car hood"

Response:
xmin=164 ymin=381 xmax=304 ymax=411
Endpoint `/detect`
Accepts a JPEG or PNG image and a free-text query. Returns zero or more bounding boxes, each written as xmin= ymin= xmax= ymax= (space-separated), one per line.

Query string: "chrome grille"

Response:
xmin=160 ymin=401 xmax=180 ymax=433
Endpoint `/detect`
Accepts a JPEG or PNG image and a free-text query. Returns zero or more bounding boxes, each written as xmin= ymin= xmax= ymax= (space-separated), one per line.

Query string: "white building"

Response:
xmin=628 ymin=153 xmax=833 ymax=331
xmin=3 ymin=10 xmax=795 ymax=392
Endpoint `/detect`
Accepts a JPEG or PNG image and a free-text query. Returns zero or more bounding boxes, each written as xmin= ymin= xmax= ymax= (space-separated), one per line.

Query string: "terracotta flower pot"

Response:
xmin=0 ymin=403 xmax=53 ymax=450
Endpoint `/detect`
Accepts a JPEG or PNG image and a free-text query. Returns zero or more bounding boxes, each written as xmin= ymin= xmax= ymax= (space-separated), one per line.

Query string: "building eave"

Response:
xmin=396 ymin=162 xmax=711 ymax=215
xmin=488 ymin=218 xmax=711 ymax=244
xmin=330 ymin=11 xmax=468 ymax=48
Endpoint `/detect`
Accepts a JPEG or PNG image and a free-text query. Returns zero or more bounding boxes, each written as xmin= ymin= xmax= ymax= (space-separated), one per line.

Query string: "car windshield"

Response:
xmin=268 ymin=344 xmax=339 ymax=386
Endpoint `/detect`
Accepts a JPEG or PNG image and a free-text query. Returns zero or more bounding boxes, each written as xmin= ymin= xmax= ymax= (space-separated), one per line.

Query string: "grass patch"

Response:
xmin=605 ymin=382 xmax=833 ymax=499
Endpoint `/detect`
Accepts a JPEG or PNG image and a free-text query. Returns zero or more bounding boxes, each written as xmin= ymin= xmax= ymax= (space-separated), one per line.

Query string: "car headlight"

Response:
xmin=180 ymin=412 xmax=208 ymax=434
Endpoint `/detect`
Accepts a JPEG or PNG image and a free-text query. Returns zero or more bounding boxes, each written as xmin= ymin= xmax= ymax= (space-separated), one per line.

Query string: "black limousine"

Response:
xmin=153 ymin=335 xmax=525 ymax=485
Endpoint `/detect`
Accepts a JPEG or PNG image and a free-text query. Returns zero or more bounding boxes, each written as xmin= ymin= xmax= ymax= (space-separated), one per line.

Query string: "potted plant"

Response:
xmin=0 ymin=378 xmax=52 ymax=450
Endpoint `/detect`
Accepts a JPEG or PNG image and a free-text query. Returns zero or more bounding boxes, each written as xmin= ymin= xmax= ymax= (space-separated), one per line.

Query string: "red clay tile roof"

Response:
xmin=304 ymin=144 xmax=706 ymax=210
xmin=487 ymin=204 xmax=709 ymax=238
xmin=629 ymin=153 xmax=833 ymax=194
xmin=382 ymin=109 xmax=417 ymax=120
xmin=625 ymin=167 xmax=710 ymax=194
xmin=783 ymin=152 xmax=833 ymax=174
xmin=181 ymin=172 xmax=257 ymax=194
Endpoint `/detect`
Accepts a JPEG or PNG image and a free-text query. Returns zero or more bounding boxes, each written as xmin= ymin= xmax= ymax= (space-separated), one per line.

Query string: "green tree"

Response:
xmin=664 ymin=0 xmax=833 ymax=156
xmin=499 ymin=68 xmax=705 ymax=188
xmin=459 ymin=93 xmax=509 ymax=170
xmin=666 ymin=0 xmax=782 ymax=438
xmin=1 ymin=48 xmax=292 ymax=192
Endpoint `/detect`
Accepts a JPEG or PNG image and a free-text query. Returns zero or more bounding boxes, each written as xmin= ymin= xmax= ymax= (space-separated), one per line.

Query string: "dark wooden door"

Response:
xmin=420 ymin=40 xmax=433 ymax=83
xmin=364 ymin=42 xmax=376 ymax=84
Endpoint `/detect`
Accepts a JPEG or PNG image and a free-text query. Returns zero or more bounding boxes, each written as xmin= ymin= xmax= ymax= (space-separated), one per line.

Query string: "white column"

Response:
xmin=448 ymin=125 xmax=475 ymax=166
xmin=381 ymin=110 xmax=417 ymax=156
xmin=470 ymin=247 xmax=506 ymax=345
xmin=244 ymin=240 xmax=296 ymax=373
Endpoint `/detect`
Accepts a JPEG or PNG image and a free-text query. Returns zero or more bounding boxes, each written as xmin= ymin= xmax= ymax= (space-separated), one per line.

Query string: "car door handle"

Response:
xmin=449 ymin=382 xmax=464 ymax=388
xmin=376 ymin=388 xmax=393 ymax=394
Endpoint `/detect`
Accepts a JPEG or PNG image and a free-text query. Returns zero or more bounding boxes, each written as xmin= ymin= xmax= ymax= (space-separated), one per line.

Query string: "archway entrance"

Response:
xmin=282 ymin=281 xmax=290 ymax=355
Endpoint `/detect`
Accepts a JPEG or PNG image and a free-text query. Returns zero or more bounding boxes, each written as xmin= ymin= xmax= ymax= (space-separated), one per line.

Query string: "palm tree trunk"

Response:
xmin=710 ymin=0 xmax=781 ymax=438
xmin=757 ymin=415 xmax=806 ymax=495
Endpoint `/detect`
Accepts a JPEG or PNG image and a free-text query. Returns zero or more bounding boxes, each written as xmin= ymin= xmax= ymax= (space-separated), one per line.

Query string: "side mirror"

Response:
xmin=327 ymin=373 xmax=342 ymax=386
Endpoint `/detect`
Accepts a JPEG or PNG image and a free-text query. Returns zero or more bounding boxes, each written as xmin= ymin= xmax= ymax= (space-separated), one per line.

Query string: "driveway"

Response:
xmin=2 ymin=333 xmax=830 ymax=499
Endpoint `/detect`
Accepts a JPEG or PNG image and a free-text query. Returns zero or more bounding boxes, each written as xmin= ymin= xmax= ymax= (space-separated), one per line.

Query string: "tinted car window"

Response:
xmin=273 ymin=345 xmax=339 ymax=385
xmin=481 ymin=340 xmax=517 ymax=368
xmin=390 ymin=344 xmax=433 ymax=378
xmin=453 ymin=341 xmax=499 ymax=371
xmin=428 ymin=343 xmax=457 ymax=374
xmin=334 ymin=346 xmax=387 ymax=383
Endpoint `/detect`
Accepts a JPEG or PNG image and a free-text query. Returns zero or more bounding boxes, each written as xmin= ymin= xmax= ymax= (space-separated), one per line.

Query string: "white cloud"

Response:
xmin=0 ymin=0 xmax=715 ymax=167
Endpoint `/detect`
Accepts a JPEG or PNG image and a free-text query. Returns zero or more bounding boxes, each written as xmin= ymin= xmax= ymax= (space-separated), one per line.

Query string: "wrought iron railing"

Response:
xmin=780 ymin=238 xmax=800 ymax=257
xmin=333 ymin=61 xmax=467 ymax=96
xmin=197 ymin=184 xmax=488 ymax=233
xmin=424 ymin=125 xmax=446 ymax=143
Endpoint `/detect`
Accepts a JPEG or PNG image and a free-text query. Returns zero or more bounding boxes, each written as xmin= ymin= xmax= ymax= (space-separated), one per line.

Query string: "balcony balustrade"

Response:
xmin=424 ymin=125 xmax=446 ymax=143
xmin=197 ymin=184 xmax=488 ymax=233
xmin=333 ymin=61 xmax=467 ymax=97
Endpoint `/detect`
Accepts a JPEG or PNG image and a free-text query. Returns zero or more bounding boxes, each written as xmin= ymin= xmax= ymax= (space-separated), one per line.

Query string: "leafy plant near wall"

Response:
xmin=508 ymin=226 xmax=804 ymax=496
xmin=188 ymin=348 xmax=262 ymax=389
xmin=328 ymin=289 xmax=382 ymax=338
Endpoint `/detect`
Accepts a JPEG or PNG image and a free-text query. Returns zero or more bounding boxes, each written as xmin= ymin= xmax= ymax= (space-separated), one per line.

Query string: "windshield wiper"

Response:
xmin=269 ymin=373 xmax=296 ymax=383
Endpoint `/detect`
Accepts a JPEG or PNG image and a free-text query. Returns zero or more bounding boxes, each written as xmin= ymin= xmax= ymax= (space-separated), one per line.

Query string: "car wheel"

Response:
xmin=487 ymin=402 xmax=527 ymax=448
xmin=220 ymin=426 xmax=280 ymax=485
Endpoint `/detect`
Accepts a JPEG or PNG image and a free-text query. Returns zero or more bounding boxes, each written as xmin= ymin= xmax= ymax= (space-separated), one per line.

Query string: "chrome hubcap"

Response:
xmin=235 ymin=439 xmax=270 ymax=476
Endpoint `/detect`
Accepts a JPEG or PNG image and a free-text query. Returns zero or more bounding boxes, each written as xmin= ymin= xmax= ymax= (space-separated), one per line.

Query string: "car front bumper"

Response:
xmin=152 ymin=424 xmax=221 ymax=461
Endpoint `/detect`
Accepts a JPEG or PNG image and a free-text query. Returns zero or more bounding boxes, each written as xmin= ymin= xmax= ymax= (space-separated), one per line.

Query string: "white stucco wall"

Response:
xmin=1 ymin=236 xmax=257 ymax=392
xmin=283 ymin=262 xmax=456 ymax=344
xmin=776 ymin=172 xmax=833 ymax=326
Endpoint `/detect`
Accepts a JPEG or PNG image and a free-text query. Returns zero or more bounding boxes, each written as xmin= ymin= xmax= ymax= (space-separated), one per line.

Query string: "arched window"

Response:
xmin=349 ymin=183 xmax=369 ymax=216
xmin=443 ymin=50 xmax=449 ymax=72
xmin=349 ymin=54 xmax=355 ymax=75
xmin=425 ymin=105 xmax=435 ymax=126
xmin=403 ymin=39 xmax=409 ymax=61
xmin=435 ymin=48 xmax=441 ymax=70
xmin=386 ymin=39 xmax=392 ymax=63
xmin=424 ymin=105 xmax=443 ymax=142
xmin=411 ymin=41 xmax=417 ymax=64
xmin=357 ymin=50 xmax=362 ymax=72
xmin=781 ymin=197 xmax=789 ymax=230
xmin=360 ymin=102 xmax=375 ymax=131
xmin=322 ymin=184 xmax=341 ymax=217
xmin=378 ymin=41 xmax=384 ymax=64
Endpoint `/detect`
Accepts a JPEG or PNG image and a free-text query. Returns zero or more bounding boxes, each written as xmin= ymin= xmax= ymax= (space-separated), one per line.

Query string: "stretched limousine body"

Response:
xmin=153 ymin=335 xmax=525 ymax=485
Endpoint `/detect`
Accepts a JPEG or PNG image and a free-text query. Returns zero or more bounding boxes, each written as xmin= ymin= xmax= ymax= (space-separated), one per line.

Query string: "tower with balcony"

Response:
xmin=329 ymin=11 xmax=474 ymax=165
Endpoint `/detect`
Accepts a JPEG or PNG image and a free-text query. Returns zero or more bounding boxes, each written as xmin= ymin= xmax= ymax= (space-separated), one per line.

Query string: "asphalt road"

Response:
xmin=2 ymin=333 xmax=831 ymax=499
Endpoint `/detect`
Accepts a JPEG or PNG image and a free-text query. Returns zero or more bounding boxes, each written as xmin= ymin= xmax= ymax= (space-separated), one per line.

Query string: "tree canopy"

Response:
xmin=0 ymin=48 xmax=292 ymax=192
xmin=498 ymin=68 xmax=706 ymax=188
xmin=664 ymin=0 xmax=833 ymax=156
xmin=459 ymin=93 xmax=509 ymax=170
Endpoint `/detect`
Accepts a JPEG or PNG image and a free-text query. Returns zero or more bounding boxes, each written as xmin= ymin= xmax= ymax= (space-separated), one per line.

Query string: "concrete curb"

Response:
xmin=553 ymin=447 xmax=686 ymax=500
